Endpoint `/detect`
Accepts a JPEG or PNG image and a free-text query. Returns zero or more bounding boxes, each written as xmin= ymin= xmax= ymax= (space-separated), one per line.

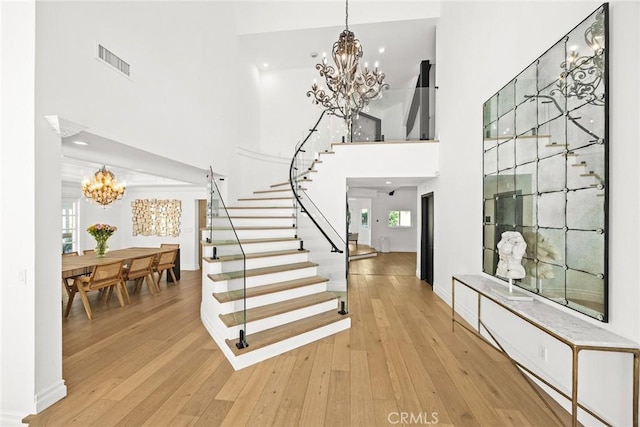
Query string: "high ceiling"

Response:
xmin=60 ymin=15 xmax=437 ymax=189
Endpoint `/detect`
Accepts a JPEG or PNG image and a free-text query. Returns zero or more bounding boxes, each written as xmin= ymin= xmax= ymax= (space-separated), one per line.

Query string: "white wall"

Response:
xmin=118 ymin=186 xmax=207 ymax=270
xmin=431 ymin=2 xmax=639 ymax=425
xmin=259 ymin=67 xmax=320 ymax=157
xmin=35 ymin=1 xmax=262 ymax=199
xmin=371 ymin=189 xmax=418 ymax=252
xmin=42 ymin=0 xmax=267 ymax=197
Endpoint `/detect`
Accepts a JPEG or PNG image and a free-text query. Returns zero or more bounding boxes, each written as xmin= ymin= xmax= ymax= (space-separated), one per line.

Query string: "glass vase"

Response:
xmin=95 ymin=239 xmax=109 ymax=257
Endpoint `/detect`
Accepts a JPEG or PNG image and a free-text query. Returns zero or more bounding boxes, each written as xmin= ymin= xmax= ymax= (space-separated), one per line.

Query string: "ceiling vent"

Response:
xmin=96 ymin=43 xmax=131 ymax=78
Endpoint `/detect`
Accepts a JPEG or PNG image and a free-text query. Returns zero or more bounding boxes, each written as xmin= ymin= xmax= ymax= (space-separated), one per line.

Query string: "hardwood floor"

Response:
xmin=26 ymin=253 xmax=567 ymax=426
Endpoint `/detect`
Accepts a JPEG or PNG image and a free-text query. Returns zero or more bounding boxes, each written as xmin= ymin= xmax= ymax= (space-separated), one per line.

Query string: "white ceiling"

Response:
xmin=61 ymin=131 xmax=209 ymax=187
xmin=240 ymin=18 xmax=437 ymax=90
xmin=348 ymin=176 xmax=432 ymax=193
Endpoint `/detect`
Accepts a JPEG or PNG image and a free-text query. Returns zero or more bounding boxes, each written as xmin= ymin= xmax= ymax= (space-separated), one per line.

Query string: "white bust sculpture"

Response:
xmin=496 ymin=231 xmax=527 ymax=280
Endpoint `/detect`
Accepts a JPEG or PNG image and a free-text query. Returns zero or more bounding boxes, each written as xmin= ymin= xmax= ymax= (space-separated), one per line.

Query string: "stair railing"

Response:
xmin=207 ymin=166 xmax=248 ymax=349
xmin=289 ymin=112 xmax=349 ymax=314
xmin=289 ymin=110 xmax=344 ymax=253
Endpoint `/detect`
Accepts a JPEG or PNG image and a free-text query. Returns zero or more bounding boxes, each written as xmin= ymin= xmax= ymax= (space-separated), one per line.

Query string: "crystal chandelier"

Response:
xmin=81 ymin=166 xmax=126 ymax=206
xmin=307 ymin=0 xmax=388 ymax=122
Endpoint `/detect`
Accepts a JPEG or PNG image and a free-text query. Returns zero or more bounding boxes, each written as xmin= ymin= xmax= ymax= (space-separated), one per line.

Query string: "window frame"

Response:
xmin=388 ymin=209 xmax=413 ymax=228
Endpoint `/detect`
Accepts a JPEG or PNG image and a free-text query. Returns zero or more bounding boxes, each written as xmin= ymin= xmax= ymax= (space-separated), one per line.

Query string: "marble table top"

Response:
xmin=453 ymin=274 xmax=639 ymax=350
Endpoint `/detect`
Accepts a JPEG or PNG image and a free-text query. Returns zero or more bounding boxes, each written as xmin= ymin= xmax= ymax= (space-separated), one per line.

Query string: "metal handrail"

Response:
xmin=289 ymin=111 xmax=344 ymax=254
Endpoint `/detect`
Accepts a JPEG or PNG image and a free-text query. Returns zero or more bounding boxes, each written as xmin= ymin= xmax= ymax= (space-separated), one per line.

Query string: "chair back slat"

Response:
xmin=157 ymin=250 xmax=177 ymax=266
xmin=88 ymin=260 xmax=124 ymax=290
xmin=128 ymin=255 xmax=154 ymax=274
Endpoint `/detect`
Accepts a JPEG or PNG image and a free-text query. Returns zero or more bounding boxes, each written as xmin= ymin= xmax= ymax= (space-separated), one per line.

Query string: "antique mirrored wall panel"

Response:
xmin=482 ymin=4 xmax=608 ymax=321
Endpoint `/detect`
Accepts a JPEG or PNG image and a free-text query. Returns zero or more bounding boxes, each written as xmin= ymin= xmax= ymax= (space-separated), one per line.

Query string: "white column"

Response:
xmin=0 ymin=1 xmax=66 ymax=424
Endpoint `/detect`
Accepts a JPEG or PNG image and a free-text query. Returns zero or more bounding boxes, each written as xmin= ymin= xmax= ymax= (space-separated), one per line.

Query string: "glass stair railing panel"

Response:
xmin=207 ymin=167 xmax=248 ymax=349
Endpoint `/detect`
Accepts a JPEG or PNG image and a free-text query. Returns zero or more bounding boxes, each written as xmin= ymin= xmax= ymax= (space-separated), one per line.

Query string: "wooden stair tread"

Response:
xmin=237 ymin=196 xmax=294 ymax=201
xmin=226 ymin=310 xmax=349 ymax=356
xmin=214 ymin=215 xmax=294 ymax=219
xmin=218 ymin=292 xmax=338 ymax=327
xmin=225 ymin=206 xmax=294 ymax=210
xmin=201 ymin=237 xmax=299 ymax=246
xmin=204 ymin=249 xmax=309 ymax=263
xmin=270 ymin=181 xmax=292 ymax=188
xmin=206 ymin=226 xmax=295 ymax=231
xmin=213 ymin=275 xmax=329 ymax=303
xmin=253 ymin=189 xmax=293 ymax=194
xmin=208 ymin=261 xmax=318 ymax=282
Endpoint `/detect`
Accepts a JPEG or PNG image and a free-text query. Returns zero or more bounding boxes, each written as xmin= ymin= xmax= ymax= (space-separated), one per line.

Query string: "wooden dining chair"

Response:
xmin=122 ymin=254 xmax=157 ymax=296
xmin=153 ymin=249 xmax=179 ymax=290
xmin=73 ymin=260 xmax=126 ymax=320
xmin=62 ymin=252 xmax=80 ymax=318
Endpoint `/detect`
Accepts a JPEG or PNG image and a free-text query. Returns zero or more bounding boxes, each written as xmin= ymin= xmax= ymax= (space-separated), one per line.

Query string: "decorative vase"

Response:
xmin=95 ymin=239 xmax=109 ymax=257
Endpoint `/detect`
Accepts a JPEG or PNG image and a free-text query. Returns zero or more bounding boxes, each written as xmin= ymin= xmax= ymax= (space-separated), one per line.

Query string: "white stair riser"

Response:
xmin=205 ymin=253 xmax=310 ymax=275
xmin=209 ymin=266 xmax=318 ymax=293
xmin=221 ymin=299 xmax=339 ymax=339
xmin=223 ymin=207 xmax=296 ymax=217
xmin=215 ymin=282 xmax=329 ymax=314
xmin=209 ymin=217 xmax=295 ymax=228
xmin=230 ymin=318 xmax=351 ymax=370
xmin=209 ymin=228 xmax=296 ymax=241
xmin=202 ymin=240 xmax=301 ymax=258
xmin=236 ymin=198 xmax=294 ymax=207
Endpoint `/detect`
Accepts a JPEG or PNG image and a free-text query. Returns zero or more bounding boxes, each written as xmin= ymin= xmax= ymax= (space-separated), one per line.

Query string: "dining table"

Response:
xmin=62 ymin=247 xmax=174 ymax=279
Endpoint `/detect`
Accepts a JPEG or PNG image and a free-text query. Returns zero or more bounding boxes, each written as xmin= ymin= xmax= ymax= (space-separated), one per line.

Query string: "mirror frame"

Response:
xmin=482 ymin=4 xmax=609 ymax=321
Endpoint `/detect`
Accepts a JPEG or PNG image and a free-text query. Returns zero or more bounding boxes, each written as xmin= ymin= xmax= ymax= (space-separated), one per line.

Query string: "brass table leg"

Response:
xmin=451 ymin=277 xmax=455 ymax=332
xmin=572 ymin=347 xmax=579 ymax=427
xmin=634 ymin=351 xmax=639 ymax=427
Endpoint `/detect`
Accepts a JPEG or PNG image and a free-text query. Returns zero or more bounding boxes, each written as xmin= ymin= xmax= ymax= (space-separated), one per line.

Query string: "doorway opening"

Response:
xmin=420 ymin=192 xmax=434 ymax=286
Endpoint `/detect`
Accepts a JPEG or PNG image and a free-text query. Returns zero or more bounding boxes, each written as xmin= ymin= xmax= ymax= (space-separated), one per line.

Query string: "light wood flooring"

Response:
xmin=26 ymin=253 xmax=568 ymax=426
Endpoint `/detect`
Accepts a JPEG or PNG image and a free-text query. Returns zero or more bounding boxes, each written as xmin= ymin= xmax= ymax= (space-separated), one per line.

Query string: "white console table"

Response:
xmin=452 ymin=274 xmax=639 ymax=427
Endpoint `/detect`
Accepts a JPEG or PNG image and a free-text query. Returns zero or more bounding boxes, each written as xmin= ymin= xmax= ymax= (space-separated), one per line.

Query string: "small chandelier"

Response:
xmin=307 ymin=0 xmax=388 ymax=121
xmin=81 ymin=166 xmax=126 ymax=206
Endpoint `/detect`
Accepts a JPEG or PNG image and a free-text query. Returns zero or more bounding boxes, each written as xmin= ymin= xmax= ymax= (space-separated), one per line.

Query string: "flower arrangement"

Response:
xmin=87 ymin=223 xmax=117 ymax=256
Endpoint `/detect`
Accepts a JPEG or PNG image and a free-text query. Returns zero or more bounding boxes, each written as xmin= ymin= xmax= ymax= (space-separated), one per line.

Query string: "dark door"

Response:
xmin=421 ymin=193 xmax=434 ymax=286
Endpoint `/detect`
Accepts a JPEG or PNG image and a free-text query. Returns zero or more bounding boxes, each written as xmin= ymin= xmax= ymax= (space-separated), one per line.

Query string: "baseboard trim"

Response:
xmin=35 ymin=380 xmax=67 ymax=413
xmin=1 ymin=412 xmax=27 ymax=427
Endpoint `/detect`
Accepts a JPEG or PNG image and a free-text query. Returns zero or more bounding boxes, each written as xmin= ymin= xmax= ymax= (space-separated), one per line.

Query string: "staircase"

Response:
xmin=200 ymin=181 xmax=350 ymax=370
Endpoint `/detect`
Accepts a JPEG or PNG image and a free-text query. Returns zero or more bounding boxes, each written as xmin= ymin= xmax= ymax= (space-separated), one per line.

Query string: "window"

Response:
xmin=361 ymin=208 xmax=369 ymax=229
xmin=388 ymin=210 xmax=412 ymax=228
xmin=61 ymin=199 xmax=79 ymax=253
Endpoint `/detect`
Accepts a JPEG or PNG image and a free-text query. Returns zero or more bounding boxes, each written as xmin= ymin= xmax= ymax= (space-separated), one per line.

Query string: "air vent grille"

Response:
xmin=97 ymin=44 xmax=130 ymax=77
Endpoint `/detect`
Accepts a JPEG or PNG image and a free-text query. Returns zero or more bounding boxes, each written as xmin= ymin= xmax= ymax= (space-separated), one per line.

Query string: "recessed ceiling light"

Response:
xmin=73 ymin=140 xmax=88 ymax=146
xmin=262 ymin=62 xmax=269 ymax=68
xmin=378 ymin=47 xmax=386 ymax=53
xmin=385 ymin=181 xmax=392 ymax=184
